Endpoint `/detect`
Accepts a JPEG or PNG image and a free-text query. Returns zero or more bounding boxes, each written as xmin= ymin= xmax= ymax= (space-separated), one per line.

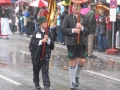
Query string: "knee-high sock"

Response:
xmin=69 ymin=66 xmax=76 ymax=88
xmin=75 ymin=63 xmax=83 ymax=78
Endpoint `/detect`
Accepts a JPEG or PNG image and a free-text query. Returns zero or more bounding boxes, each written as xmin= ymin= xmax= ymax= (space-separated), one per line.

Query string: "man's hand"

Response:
xmin=73 ymin=28 xmax=80 ymax=34
xmin=44 ymin=35 xmax=48 ymax=40
xmin=41 ymin=38 xmax=47 ymax=43
xmin=76 ymin=23 xmax=83 ymax=30
xmin=99 ymin=19 xmax=102 ymax=22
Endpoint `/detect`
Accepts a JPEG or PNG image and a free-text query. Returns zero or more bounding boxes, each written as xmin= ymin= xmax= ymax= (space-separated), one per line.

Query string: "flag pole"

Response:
xmin=41 ymin=0 xmax=55 ymax=60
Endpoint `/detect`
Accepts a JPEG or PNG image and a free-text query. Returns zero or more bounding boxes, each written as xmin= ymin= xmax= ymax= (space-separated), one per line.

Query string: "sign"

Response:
xmin=107 ymin=0 xmax=120 ymax=5
xmin=118 ymin=0 xmax=120 ymax=5
xmin=110 ymin=9 xmax=116 ymax=22
xmin=110 ymin=0 xmax=117 ymax=8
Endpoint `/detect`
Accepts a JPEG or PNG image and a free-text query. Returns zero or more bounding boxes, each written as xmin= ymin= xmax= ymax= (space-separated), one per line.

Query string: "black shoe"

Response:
xmin=75 ymin=77 xmax=79 ymax=87
xmin=70 ymin=88 xmax=76 ymax=90
xmin=88 ymin=55 xmax=97 ymax=58
xmin=35 ymin=84 xmax=41 ymax=89
xmin=44 ymin=86 xmax=50 ymax=90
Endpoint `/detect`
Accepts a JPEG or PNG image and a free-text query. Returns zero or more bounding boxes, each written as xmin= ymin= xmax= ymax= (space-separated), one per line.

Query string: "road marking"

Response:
xmin=85 ymin=70 xmax=120 ymax=82
xmin=0 ymin=74 xmax=21 ymax=85
xmin=20 ymin=51 xmax=30 ymax=55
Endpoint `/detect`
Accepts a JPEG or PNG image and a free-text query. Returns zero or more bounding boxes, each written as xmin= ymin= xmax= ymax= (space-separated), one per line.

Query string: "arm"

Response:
xmin=61 ymin=15 xmax=75 ymax=35
xmin=81 ymin=16 xmax=90 ymax=35
xmin=48 ymin=31 xmax=54 ymax=50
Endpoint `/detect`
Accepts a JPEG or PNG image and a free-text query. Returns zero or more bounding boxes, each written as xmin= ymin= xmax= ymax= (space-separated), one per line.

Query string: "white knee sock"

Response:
xmin=69 ymin=66 xmax=76 ymax=88
xmin=75 ymin=63 xmax=83 ymax=78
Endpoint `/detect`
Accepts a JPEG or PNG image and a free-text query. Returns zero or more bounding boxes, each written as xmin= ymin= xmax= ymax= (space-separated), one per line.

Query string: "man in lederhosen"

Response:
xmin=29 ymin=16 xmax=54 ymax=90
xmin=62 ymin=2 xmax=90 ymax=90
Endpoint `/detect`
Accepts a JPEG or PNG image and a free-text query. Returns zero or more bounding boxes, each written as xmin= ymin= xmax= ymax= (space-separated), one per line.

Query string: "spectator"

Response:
xmin=86 ymin=3 xmax=97 ymax=58
xmin=15 ymin=4 xmax=20 ymax=14
xmin=106 ymin=16 xmax=112 ymax=49
xmin=38 ymin=7 xmax=48 ymax=17
xmin=98 ymin=9 xmax=107 ymax=52
xmin=15 ymin=14 xmax=20 ymax=34
xmin=19 ymin=6 xmax=24 ymax=34
xmin=60 ymin=6 xmax=69 ymax=45
xmin=115 ymin=12 xmax=120 ymax=49
xmin=56 ymin=6 xmax=62 ymax=44
xmin=50 ymin=11 xmax=57 ymax=42
xmin=24 ymin=6 xmax=30 ymax=36
xmin=9 ymin=5 xmax=15 ymax=32
xmin=33 ymin=7 xmax=40 ymax=30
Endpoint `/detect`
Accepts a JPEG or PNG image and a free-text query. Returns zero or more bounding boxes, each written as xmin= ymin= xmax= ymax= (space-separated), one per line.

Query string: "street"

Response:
xmin=0 ymin=34 xmax=120 ymax=90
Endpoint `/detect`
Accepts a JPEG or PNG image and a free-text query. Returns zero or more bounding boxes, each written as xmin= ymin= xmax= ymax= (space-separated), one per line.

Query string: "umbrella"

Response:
xmin=71 ymin=0 xmax=89 ymax=4
xmin=80 ymin=8 xmax=90 ymax=15
xmin=11 ymin=0 xmax=17 ymax=3
xmin=0 ymin=0 xmax=12 ymax=5
xmin=29 ymin=0 xmax=48 ymax=8
xmin=16 ymin=0 xmax=29 ymax=6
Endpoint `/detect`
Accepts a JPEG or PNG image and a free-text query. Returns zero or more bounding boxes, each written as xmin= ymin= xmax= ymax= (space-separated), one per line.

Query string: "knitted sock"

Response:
xmin=69 ymin=66 xmax=76 ymax=88
xmin=75 ymin=63 xmax=83 ymax=78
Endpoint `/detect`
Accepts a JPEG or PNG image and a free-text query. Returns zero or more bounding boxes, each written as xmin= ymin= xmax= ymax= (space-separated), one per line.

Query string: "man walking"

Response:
xmin=62 ymin=2 xmax=90 ymax=90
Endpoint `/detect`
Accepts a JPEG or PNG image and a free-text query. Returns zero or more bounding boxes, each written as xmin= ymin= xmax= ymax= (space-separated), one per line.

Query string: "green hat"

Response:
xmin=38 ymin=16 xmax=47 ymax=24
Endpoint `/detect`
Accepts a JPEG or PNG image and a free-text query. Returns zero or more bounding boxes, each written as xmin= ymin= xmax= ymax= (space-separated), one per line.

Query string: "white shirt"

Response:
xmin=38 ymin=29 xmax=51 ymax=46
xmin=15 ymin=17 xmax=19 ymax=26
xmin=15 ymin=6 xmax=19 ymax=14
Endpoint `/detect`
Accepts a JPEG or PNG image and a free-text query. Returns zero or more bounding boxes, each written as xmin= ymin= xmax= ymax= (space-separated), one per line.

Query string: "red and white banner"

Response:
xmin=0 ymin=18 xmax=12 ymax=36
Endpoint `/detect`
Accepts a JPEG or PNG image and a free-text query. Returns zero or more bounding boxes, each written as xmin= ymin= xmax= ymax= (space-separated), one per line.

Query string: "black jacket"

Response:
xmin=62 ymin=13 xmax=90 ymax=47
xmin=33 ymin=7 xmax=40 ymax=19
xmin=29 ymin=29 xmax=54 ymax=64
xmin=60 ymin=10 xmax=68 ymax=27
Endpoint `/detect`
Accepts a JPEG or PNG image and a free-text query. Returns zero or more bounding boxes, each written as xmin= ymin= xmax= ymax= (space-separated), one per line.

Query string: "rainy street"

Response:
xmin=0 ymin=34 xmax=120 ymax=90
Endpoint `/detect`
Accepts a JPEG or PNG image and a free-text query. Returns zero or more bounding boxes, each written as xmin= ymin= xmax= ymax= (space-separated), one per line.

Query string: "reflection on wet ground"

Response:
xmin=0 ymin=34 xmax=120 ymax=90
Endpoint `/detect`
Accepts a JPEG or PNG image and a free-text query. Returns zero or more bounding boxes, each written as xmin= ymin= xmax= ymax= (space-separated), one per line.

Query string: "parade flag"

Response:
xmin=47 ymin=0 xmax=56 ymax=27
xmin=41 ymin=0 xmax=56 ymax=60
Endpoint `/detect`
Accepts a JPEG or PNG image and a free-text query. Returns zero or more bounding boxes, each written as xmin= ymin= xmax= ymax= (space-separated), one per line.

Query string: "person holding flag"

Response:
xmin=29 ymin=0 xmax=56 ymax=90
xmin=29 ymin=16 xmax=54 ymax=90
xmin=62 ymin=0 xmax=90 ymax=90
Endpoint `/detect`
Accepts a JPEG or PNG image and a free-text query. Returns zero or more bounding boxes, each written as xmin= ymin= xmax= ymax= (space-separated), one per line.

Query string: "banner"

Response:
xmin=0 ymin=18 xmax=12 ymax=35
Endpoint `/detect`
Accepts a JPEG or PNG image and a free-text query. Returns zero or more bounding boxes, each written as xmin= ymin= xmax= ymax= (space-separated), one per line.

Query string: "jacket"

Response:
xmin=86 ymin=9 xmax=96 ymax=34
xmin=62 ymin=13 xmax=90 ymax=47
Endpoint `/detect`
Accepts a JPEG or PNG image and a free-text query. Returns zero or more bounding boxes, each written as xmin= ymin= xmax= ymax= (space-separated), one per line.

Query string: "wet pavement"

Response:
xmin=0 ymin=34 xmax=120 ymax=90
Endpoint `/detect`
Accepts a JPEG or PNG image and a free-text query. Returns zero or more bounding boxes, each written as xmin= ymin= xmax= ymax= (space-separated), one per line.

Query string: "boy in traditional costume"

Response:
xmin=29 ymin=16 xmax=54 ymax=90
